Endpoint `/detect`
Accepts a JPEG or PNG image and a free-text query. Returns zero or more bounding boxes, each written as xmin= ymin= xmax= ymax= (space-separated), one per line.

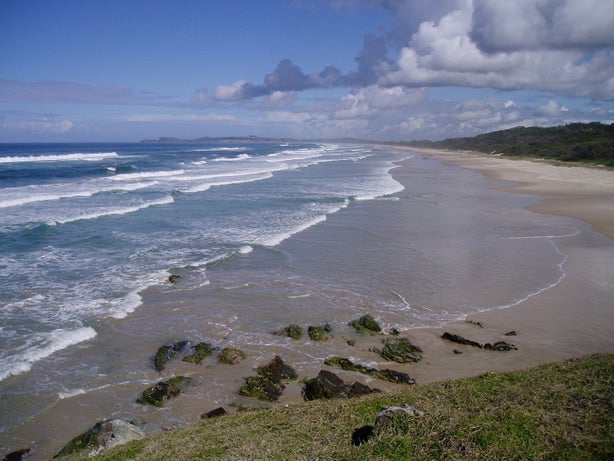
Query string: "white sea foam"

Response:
xmin=109 ymin=169 xmax=185 ymax=181
xmin=189 ymin=147 xmax=247 ymax=152
xmin=186 ymin=172 xmax=273 ymax=193
xmin=0 ymin=327 xmax=97 ymax=382
xmin=48 ymin=195 xmax=174 ymax=225
xmin=260 ymin=214 xmax=329 ymax=247
xmin=0 ymin=152 xmax=119 ymax=164
xmin=212 ymin=153 xmax=251 ymax=162
xmin=0 ymin=181 xmax=156 ymax=209
xmin=239 ymin=245 xmax=253 ymax=254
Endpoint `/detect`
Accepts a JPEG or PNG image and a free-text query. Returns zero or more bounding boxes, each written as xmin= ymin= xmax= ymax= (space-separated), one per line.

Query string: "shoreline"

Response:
xmin=5 ymin=146 xmax=614 ymax=460
xmin=388 ymin=146 xmax=614 ymax=384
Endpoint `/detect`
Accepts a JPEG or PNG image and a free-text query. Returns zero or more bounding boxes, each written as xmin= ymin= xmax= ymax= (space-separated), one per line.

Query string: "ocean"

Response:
xmin=0 ymin=141 xmax=580 ymax=457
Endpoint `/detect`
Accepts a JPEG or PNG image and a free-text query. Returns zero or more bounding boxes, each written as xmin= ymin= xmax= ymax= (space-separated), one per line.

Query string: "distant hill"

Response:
xmin=402 ymin=122 xmax=614 ymax=166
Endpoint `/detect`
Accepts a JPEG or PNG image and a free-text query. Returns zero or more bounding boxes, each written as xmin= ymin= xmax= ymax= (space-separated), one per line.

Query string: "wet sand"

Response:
xmin=395 ymin=147 xmax=614 ymax=383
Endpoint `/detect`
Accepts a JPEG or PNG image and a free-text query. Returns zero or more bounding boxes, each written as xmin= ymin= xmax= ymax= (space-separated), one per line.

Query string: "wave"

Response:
xmin=0 ymin=326 xmax=97 ymax=382
xmin=0 ymin=152 xmax=119 ymax=164
xmin=0 ymin=181 xmax=156 ymax=209
xmin=189 ymin=147 xmax=248 ymax=152
xmin=48 ymin=196 xmax=174 ymax=225
xmin=212 ymin=154 xmax=251 ymax=162
xmin=186 ymin=172 xmax=273 ymax=193
xmin=109 ymin=169 xmax=185 ymax=181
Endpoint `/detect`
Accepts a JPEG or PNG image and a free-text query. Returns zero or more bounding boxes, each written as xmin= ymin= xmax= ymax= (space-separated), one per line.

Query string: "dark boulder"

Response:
xmin=302 ymin=370 xmax=380 ymax=401
xmin=505 ymin=330 xmax=518 ymax=336
xmin=484 ymin=341 xmax=517 ymax=351
xmin=137 ymin=376 xmax=193 ymax=407
xmin=54 ymin=420 xmax=144 ymax=458
xmin=239 ymin=356 xmax=297 ymax=402
xmin=168 ymin=274 xmax=181 ymax=284
xmin=351 ymin=425 xmax=374 ymax=446
xmin=441 ymin=332 xmax=482 ymax=348
xmin=202 ymin=407 xmax=227 ymax=419
xmin=376 ymin=337 xmax=423 ymax=363
xmin=3 ymin=448 xmax=30 ymax=461
xmin=348 ymin=314 xmax=381 ymax=334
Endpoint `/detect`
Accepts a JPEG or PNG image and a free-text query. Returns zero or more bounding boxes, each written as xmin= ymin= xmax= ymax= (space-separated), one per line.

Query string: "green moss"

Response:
xmin=348 ymin=314 xmax=381 ymax=334
xmin=182 ymin=342 xmax=213 ymax=364
xmin=308 ymin=326 xmax=330 ymax=341
xmin=279 ymin=324 xmax=303 ymax=340
xmin=137 ymin=376 xmax=193 ymax=407
xmin=376 ymin=337 xmax=423 ymax=363
xmin=218 ymin=347 xmax=246 ymax=365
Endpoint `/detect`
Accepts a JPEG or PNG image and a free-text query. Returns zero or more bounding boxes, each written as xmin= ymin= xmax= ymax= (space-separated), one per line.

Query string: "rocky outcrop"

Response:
xmin=54 ymin=420 xmax=144 ymax=458
xmin=302 ymin=370 xmax=380 ymax=401
xmin=137 ymin=376 xmax=193 ymax=407
xmin=442 ymin=332 xmax=517 ymax=351
xmin=375 ymin=337 xmax=423 ymax=363
xmin=168 ymin=274 xmax=181 ymax=284
xmin=154 ymin=341 xmax=190 ymax=371
xmin=182 ymin=342 xmax=213 ymax=364
xmin=218 ymin=347 xmax=246 ymax=364
xmin=308 ymin=324 xmax=331 ymax=341
xmin=348 ymin=314 xmax=381 ymax=334
xmin=277 ymin=324 xmax=303 ymax=340
xmin=324 ymin=357 xmax=415 ymax=385
xmin=3 ymin=448 xmax=31 ymax=461
xmin=239 ymin=356 xmax=297 ymax=401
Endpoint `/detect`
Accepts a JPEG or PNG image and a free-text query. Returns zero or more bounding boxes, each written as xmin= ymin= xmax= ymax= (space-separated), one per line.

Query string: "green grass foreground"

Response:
xmin=62 ymin=353 xmax=613 ymax=460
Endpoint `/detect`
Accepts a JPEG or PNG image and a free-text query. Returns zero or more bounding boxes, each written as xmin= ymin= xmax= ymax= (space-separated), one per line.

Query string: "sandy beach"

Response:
xmin=394 ymin=147 xmax=614 ymax=384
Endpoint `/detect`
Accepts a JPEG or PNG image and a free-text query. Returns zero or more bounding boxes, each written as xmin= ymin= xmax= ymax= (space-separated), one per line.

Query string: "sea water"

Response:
xmin=0 ymin=141 xmax=581 ymax=456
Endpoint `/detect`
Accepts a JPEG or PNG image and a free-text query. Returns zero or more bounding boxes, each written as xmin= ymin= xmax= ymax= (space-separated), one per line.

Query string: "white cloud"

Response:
xmin=538 ymin=99 xmax=569 ymax=116
xmin=335 ymin=85 xmax=426 ymax=119
xmin=1 ymin=117 xmax=74 ymax=133
xmin=214 ymin=80 xmax=249 ymax=101
xmin=116 ymin=113 xmax=235 ymax=122
xmin=262 ymin=91 xmax=297 ymax=108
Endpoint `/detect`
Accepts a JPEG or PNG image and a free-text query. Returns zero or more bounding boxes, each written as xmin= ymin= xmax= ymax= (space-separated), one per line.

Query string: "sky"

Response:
xmin=1 ymin=0 xmax=613 ymax=142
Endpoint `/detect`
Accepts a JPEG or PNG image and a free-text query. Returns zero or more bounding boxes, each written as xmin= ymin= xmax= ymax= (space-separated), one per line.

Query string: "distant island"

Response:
xmin=142 ymin=122 xmax=614 ymax=167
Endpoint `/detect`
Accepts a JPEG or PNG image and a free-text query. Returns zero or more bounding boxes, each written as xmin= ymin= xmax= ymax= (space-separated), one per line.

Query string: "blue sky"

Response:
xmin=1 ymin=0 xmax=613 ymax=142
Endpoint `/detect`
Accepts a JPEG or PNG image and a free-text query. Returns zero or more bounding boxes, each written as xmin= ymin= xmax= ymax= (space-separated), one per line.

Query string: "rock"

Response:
xmin=278 ymin=324 xmax=303 ymax=340
xmin=137 ymin=376 xmax=192 ymax=406
xmin=351 ymin=425 xmax=374 ymax=446
xmin=453 ymin=349 xmax=463 ymax=354
xmin=348 ymin=314 xmax=381 ymax=334
xmin=54 ymin=420 xmax=144 ymax=458
xmin=389 ymin=328 xmax=401 ymax=336
xmin=324 ymin=356 xmax=415 ymax=385
xmin=442 ymin=333 xmax=517 ymax=351
xmin=218 ymin=347 xmax=246 ymax=364
xmin=302 ymin=370 xmax=380 ymax=401
xmin=182 ymin=342 xmax=213 ymax=364
xmin=154 ymin=341 xmax=190 ymax=371
xmin=376 ymin=337 xmax=423 ymax=363
xmin=505 ymin=330 xmax=518 ymax=336
xmin=466 ymin=320 xmax=484 ymax=328
xmin=441 ymin=332 xmax=482 ymax=348
xmin=3 ymin=448 xmax=30 ymax=461
xmin=374 ymin=405 xmax=424 ymax=432
xmin=484 ymin=341 xmax=518 ymax=351
xmin=202 ymin=407 xmax=227 ymax=419
xmin=308 ymin=325 xmax=330 ymax=341
xmin=346 ymin=339 xmax=356 ymax=346
xmin=239 ymin=356 xmax=298 ymax=401
xmin=168 ymin=274 xmax=181 ymax=284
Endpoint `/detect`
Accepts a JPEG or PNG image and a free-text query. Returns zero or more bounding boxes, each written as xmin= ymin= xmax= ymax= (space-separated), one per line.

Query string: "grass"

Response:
xmin=59 ymin=353 xmax=613 ymax=460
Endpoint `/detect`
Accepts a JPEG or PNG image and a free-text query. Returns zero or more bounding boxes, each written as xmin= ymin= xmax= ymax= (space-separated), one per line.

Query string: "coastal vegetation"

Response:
xmin=57 ymin=353 xmax=613 ymax=460
xmin=402 ymin=122 xmax=614 ymax=167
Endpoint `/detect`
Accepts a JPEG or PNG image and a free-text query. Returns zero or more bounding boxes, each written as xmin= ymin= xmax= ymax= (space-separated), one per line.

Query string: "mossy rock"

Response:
xmin=349 ymin=314 xmax=381 ymax=334
xmin=376 ymin=337 xmax=423 ymax=363
xmin=153 ymin=341 xmax=190 ymax=371
xmin=239 ymin=356 xmax=298 ymax=402
xmin=278 ymin=324 xmax=303 ymax=340
xmin=137 ymin=376 xmax=193 ymax=407
xmin=325 ymin=356 xmax=415 ymax=385
xmin=218 ymin=347 xmax=246 ymax=365
xmin=308 ymin=325 xmax=331 ymax=341
xmin=182 ymin=342 xmax=213 ymax=364
xmin=54 ymin=420 xmax=145 ymax=458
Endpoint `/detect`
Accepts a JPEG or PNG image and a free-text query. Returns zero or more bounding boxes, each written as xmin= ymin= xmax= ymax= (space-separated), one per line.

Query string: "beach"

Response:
xmin=2 ymin=145 xmax=614 ymax=460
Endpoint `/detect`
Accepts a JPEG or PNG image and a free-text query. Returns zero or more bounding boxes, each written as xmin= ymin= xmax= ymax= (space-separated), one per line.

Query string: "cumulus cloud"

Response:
xmin=334 ymin=85 xmax=426 ymax=119
xmin=213 ymin=59 xmax=342 ymax=101
xmin=0 ymin=113 xmax=75 ymax=133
